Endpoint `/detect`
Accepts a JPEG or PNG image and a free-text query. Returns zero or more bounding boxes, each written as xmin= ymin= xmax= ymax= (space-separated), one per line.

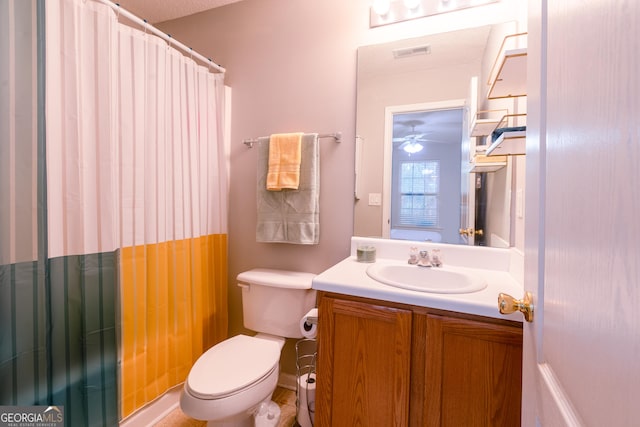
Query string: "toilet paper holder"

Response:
xmin=300 ymin=308 xmax=319 ymax=339
xmin=302 ymin=315 xmax=317 ymax=333
xmin=296 ymin=338 xmax=317 ymax=427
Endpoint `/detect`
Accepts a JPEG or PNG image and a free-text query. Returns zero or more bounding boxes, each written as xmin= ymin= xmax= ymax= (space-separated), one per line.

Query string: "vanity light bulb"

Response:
xmin=403 ymin=0 xmax=421 ymax=10
xmin=372 ymin=0 xmax=391 ymax=16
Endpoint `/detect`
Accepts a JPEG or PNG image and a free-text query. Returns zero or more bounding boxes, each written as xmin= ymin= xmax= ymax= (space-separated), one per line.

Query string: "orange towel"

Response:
xmin=267 ymin=132 xmax=303 ymax=191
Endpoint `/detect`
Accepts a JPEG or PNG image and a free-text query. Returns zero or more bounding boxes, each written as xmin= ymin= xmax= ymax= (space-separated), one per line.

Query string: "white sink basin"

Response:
xmin=366 ymin=263 xmax=487 ymax=294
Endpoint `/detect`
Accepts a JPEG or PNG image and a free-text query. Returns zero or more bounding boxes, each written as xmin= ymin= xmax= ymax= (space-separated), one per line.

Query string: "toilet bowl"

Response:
xmin=180 ymin=334 xmax=284 ymax=426
xmin=180 ymin=269 xmax=317 ymax=427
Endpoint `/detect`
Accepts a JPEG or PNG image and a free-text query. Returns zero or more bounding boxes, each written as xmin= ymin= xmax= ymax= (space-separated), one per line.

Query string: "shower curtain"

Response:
xmin=0 ymin=0 xmax=50 ymax=410
xmin=1 ymin=0 xmax=229 ymax=424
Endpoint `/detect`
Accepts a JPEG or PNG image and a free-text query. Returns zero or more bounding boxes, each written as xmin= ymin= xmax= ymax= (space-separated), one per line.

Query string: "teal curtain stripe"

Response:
xmin=82 ymin=254 xmax=116 ymax=424
xmin=0 ymin=262 xmax=48 ymax=406
xmin=0 ymin=257 xmax=118 ymax=420
xmin=49 ymin=253 xmax=118 ymax=427
xmin=32 ymin=260 xmax=46 ymax=406
xmin=10 ymin=264 xmax=17 ymax=405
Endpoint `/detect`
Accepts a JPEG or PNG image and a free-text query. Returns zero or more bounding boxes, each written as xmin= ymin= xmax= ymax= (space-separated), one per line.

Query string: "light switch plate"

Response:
xmin=368 ymin=193 xmax=382 ymax=206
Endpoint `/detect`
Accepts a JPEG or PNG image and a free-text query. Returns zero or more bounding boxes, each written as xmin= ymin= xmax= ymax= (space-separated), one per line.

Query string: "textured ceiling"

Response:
xmin=114 ymin=0 xmax=243 ymax=24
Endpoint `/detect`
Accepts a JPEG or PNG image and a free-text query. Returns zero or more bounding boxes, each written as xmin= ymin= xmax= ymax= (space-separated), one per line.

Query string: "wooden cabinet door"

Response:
xmin=424 ymin=314 xmax=523 ymax=427
xmin=316 ymin=296 xmax=412 ymax=427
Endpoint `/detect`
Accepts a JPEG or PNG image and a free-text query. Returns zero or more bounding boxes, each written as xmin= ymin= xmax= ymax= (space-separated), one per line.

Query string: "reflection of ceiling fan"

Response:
xmin=394 ymin=120 xmax=430 ymax=153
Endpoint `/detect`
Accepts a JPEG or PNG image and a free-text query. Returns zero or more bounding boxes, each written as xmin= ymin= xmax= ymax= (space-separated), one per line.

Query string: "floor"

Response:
xmin=153 ymin=387 xmax=298 ymax=427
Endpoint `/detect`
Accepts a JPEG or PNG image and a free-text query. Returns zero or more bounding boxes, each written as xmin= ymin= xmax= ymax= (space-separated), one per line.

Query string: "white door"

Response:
xmin=521 ymin=0 xmax=640 ymax=425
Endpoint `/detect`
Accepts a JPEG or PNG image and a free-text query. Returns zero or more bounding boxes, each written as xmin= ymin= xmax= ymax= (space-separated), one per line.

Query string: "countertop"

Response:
xmin=312 ymin=254 xmax=524 ymax=322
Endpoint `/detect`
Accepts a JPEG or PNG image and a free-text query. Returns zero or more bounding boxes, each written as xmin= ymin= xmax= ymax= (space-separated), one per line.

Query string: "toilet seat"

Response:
xmin=185 ymin=334 xmax=281 ymax=400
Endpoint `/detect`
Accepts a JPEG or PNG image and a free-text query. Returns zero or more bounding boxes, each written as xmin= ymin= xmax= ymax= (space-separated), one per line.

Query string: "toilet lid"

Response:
xmin=186 ymin=335 xmax=280 ymax=399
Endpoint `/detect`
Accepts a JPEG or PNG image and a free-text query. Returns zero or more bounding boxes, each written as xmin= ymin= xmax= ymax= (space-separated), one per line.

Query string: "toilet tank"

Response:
xmin=237 ymin=268 xmax=316 ymax=338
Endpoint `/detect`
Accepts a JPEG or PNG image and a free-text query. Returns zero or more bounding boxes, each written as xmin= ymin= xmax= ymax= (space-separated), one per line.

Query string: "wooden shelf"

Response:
xmin=486 ymin=130 xmax=526 ymax=156
xmin=469 ymin=154 xmax=507 ymax=173
xmin=487 ymin=33 xmax=527 ymax=99
xmin=471 ymin=118 xmax=502 ymax=137
xmin=470 ymin=163 xmax=506 ymax=173
xmin=470 ymin=109 xmax=509 ymax=137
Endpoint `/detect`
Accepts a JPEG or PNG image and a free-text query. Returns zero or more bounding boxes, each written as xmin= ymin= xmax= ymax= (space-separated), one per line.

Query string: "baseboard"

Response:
xmin=278 ymin=372 xmax=297 ymax=391
xmin=119 ymin=384 xmax=182 ymax=427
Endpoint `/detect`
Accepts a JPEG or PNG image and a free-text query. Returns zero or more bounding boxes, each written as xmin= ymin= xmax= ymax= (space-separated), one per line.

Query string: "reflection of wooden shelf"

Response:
xmin=469 ymin=154 xmax=507 ymax=172
xmin=488 ymin=33 xmax=527 ymax=99
xmin=471 ymin=118 xmax=502 ymax=137
xmin=470 ymin=109 xmax=508 ymax=137
xmin=486 ymin=130 xmax=526 ymax=156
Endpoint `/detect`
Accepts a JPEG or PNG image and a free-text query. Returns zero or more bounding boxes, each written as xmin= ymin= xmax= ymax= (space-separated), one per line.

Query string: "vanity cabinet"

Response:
xmin=315 ymin=296 xmax=412 ymax=426
xmin=415 ymin=312 xmax=523 ymax=426
xmin=316 ymin=292 xmax=523 ymax=427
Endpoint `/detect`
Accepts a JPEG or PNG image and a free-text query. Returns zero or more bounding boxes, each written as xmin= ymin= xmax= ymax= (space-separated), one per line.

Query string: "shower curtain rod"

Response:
xmin=243 ymin=132 xmax=342 ymax=148
xmin=96 ymin=0 xmax=226 ymax=73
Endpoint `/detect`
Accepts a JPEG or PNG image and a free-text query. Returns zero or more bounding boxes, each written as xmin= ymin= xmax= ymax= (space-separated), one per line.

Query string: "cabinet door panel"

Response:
xmin=317 ymin=296 xmax=412 ymax=427
xmin=425 ymin=314 xmax=522 ymax=427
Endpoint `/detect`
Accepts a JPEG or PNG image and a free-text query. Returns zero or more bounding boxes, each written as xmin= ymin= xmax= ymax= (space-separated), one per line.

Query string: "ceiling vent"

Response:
xmin=392 ymin=45 xmax=432 ymax=59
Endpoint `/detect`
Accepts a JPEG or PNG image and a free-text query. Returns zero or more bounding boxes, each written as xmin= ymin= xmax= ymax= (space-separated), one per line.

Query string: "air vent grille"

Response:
xmin=392 ymin=45 xmax=432 ymax=59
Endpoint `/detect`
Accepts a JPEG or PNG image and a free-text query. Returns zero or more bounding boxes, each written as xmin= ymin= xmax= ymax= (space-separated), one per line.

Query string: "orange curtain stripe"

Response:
xmin=120 ymin=234 xmax=228 ymax=418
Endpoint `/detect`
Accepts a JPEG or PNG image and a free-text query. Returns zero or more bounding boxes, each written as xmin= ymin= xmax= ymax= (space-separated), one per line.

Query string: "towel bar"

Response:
xmin=243 ymin=132 xmax=342 ymax=148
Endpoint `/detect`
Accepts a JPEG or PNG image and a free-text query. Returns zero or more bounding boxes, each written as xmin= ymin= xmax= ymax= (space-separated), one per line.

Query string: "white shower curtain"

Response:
xmin=115 ymin=20 xmax=229 ymax=418
xmin=45 ymin=0 xmax=228 ymax=420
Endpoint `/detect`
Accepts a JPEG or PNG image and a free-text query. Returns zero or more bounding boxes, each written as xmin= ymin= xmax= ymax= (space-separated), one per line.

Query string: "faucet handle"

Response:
xmin=431 ymin=249 xmax=443 ymax=267
xmin=408 ymin=246 xmax=419 ymax=264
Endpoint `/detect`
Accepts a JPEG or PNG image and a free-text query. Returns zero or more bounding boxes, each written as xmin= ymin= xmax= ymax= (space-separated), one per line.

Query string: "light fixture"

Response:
xmin=403 ymin=142 xmax=424 ymax=154
xmin=403 ymin=0 xmax=421 ymax=10
xmin=370 ymin=0 xmax=499 ymax=28
xmin=396 ymin=119 xmax=426 ymax=154
xmin=372 ymin=0 xmax=391 ymax=16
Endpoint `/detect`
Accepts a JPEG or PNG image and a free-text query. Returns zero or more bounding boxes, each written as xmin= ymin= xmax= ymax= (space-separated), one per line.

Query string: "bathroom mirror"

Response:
xmin=354 ymin=23 xmax=523 ymax=248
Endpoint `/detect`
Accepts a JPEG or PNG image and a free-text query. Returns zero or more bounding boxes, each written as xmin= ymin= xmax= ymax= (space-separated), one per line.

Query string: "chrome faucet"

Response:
xmin=409 ymin=248 xmax=443 ymax=267
xmin=417 ymin=250 xmax=432 ymax=267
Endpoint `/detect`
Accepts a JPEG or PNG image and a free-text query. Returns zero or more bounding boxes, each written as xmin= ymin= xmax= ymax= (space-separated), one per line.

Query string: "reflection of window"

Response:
xmin=396 ymin=160 xmax=440 ymax=228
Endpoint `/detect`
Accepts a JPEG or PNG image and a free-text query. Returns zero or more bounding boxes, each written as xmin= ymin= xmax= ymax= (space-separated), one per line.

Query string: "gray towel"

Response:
xmin=256 ymin=133 xmax=320 ymax=244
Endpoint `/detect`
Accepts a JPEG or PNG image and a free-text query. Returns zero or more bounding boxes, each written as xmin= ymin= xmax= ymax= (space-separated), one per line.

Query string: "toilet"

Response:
xmin=180 ymin=268 xmax=317 ymax=427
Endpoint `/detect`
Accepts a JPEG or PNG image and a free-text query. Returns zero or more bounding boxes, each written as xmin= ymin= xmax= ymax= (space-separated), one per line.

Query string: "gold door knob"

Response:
xmin=498 ymin=292 xmax=534 ymax=322
xmin=459 ymin=228 xmax=484 ymax=237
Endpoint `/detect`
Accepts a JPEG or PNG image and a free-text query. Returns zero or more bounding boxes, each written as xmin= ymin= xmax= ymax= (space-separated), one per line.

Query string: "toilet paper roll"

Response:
xmin=299 ymin=308 xmax=318 ymax=339
xmin=297 ymin=372 xmax=316 ymax=427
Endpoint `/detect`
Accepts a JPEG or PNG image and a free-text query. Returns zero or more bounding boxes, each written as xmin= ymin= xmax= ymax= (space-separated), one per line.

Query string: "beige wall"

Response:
xmin=159 ymin=0 xmax=522 ymax=377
